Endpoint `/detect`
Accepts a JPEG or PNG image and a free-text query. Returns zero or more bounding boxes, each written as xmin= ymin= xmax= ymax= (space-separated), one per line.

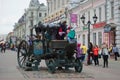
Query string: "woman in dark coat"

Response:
xmin=87 ymin=42 xmax=93 ymax=65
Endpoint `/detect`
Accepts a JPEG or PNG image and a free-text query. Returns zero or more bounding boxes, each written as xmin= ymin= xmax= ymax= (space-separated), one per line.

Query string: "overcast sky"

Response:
xmin=0 ymin=0 xmax=46 ymax=35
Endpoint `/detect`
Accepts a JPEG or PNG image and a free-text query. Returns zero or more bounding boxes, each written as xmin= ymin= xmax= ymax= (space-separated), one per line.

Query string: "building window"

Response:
xmin=94 ymin=9 xmax=96 ymax=14
xmin=39 ymin=13 xmax=42 ymax=17
xmin=78 ymin=34 xmax=80 ymax=38
xmin=79 ymin=15 xmax=81 ymax=26
xmin=45 ymin=13 xmax=47 ymax=17
xmin=88 ymin=11 xmax=90 ymax=20
xmin=83 ymin=34 xmax=85 ymax=45
xmin=98 ymin=32 xmax=102 ymax=47
xmin=31 ymin=12 xmax=33 ymax=17
xmin=30 ymin=20 xmax=33 ymax=26
xmin=99 ymin=7 xmax=101 ymax=22
xmin=78 ymin=34 xmax=81 ymax=41
xmin=62 ymin=0 xmax=64 ymax=6
xmin=54 ymin=0 xmax=56 ymax=10
xmin=58 ymin=0 xmax=60 ymax=8
xmin=67 ymin=0 xmax=69 ymax=3
xmin=111 ymin=1 xmax=114 ymax=19
xmin=104 ymin=5 xmax=106 ymax=21
xmin=51 ymin=1 xmax=52 ymax=12
xmin=48 ymin=2 xmax=50 ymax=14
xmin=93 ymin=33 xmax=96 ymax=45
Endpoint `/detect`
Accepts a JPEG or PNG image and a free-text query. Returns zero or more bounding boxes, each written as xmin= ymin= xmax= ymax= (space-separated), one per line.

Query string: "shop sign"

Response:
xmin=93 ymin=22 xmax=106 ymax=28
xmin=83 ymin=26 xmax=88 ymax=30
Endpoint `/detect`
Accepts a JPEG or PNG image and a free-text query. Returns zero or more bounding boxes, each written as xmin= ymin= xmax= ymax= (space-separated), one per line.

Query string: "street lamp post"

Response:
xmin=81 ymin=14 xmax=97 ymax=65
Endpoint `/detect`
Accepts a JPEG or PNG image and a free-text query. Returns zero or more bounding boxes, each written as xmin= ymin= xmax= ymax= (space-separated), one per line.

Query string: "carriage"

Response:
xmin=17 ymin=22 xmax=83 ymax=73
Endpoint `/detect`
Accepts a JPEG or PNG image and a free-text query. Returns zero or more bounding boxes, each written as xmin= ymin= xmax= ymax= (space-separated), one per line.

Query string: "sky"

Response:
xmin=0 ymin=0 xmax=46 ymax=35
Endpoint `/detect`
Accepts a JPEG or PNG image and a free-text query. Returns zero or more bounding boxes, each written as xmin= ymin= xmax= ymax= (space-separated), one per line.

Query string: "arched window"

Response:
xmin=39 ymin=13 xmax=42 ymax=17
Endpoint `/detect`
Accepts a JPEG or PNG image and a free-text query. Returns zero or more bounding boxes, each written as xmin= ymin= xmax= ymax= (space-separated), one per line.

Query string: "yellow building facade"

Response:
xmin=44 ymin=0 xmax=70 ymax=23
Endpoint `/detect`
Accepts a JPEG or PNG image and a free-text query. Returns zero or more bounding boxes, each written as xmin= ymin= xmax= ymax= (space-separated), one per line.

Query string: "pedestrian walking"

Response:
xmin=3 ymin=43 xmax=6 ymax=53
xmin=81 ymin=43 xmax=87 ymax=62
xmin=92 ymin=45 xmax=99 ymax=66
xmin=1 ymin=43 xmax=5 ymax=53
xmin=108 ymin=44 xmax=113 ymax=55
xmin=112 ymin=44 xmax=119 ymax=61
xmin=101 ymin=42 xmax=109 ymax=68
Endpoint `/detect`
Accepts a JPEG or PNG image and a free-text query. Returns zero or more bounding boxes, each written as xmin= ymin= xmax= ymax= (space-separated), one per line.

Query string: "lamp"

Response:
xmin=81 ymin=14 xmax=98 ymax=65
xmin=80 ymin=15 xmax=85 ymax=24
xmin=93 ymin=14 xmax=98 ymax=24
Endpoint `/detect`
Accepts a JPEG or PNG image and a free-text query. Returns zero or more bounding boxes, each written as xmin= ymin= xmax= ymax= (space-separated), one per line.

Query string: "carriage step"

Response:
xmin=64 ymin=63 xmax=76 ymax=67
xmin=24 ymin=67 xmax=32 ymax=71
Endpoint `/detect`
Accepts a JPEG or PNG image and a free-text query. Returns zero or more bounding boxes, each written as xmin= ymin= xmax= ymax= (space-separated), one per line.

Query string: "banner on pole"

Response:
xmin=70 ymin=14 xmax=77 ymax=23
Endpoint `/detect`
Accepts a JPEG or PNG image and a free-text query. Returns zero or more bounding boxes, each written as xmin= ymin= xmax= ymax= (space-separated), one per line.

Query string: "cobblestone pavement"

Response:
xmin=17 ymin=63 xmax=93 ymax=80
xmin=0 ymin=50 xmax=120 ymax=80
xmin=16 ymin=54 xmax=120 ymax=80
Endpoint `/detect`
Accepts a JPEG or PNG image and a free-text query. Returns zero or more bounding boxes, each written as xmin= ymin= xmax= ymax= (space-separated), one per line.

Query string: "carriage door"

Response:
xmin=33 ymin=40 xmax=43 ymax=55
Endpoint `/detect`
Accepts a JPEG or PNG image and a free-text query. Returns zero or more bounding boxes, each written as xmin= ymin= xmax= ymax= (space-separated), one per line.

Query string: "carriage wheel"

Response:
xmin=17 ymin=40 xmax=29 ymax=68
xmin=75 ymin=59 xmax=83 ymax=73
xmin=45 ymin=59 xmax=56 ymax=73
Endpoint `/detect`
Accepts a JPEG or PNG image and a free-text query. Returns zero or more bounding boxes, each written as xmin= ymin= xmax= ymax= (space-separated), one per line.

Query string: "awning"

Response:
xmin=104 ymin=23 xmax=116 ymax=33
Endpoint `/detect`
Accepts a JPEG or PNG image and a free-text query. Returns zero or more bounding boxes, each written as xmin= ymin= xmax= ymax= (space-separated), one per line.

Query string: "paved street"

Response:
xmin=0 ymin=50 xmax=120 ymax=80
xmin=0 ymin=50 xmax=25 ymax=80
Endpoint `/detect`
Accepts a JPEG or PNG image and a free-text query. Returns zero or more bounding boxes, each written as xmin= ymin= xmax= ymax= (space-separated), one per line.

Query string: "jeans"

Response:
xmin=102 ymin=55 xmax=108 ymax=67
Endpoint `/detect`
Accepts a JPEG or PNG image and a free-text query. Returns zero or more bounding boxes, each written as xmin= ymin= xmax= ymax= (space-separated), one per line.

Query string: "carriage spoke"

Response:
xmin=17 ymin=40 xmax=28 ymax=68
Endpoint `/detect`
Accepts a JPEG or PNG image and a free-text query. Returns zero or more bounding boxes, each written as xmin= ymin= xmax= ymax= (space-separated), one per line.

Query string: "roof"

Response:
xmin=29 ymin=0 xmax=40 ymax=7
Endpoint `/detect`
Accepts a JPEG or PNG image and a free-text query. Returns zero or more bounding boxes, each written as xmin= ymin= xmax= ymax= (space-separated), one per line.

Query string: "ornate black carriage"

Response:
xmin=17 ymin=22 xmax=83 ymax=73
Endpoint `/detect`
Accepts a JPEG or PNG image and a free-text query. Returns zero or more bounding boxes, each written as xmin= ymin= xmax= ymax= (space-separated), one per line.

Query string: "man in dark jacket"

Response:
xmin=112 ymin=44 xmax=119 ymax=61
xmin=87 ymin=42 xmax=93 ymax=65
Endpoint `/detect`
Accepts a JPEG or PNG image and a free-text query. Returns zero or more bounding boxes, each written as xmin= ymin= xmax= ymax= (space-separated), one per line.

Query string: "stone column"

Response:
xmin=114 ymin=0 xmax=120 ymax=49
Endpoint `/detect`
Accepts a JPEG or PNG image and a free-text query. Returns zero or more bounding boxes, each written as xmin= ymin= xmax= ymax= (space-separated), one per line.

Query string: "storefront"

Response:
xmin=104 ymin=23 xmax=116 ymax=47
xmin=92 ymin=22 xmax=106 ymax=47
